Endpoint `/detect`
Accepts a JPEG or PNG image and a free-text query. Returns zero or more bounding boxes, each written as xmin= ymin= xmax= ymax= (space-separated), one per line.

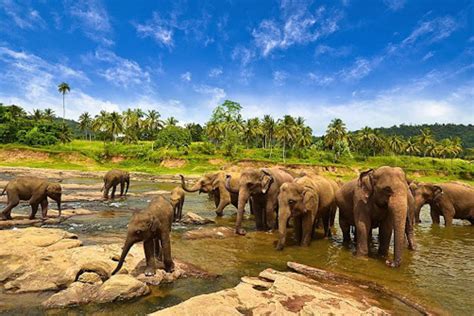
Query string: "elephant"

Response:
xmin=112 ymin=195 xmax=174 ymax=276
xmin=1 ymin=177 xmax=62 ymax=220
xmin=275 ymin=174 xmax=338 ymax=250
xmin=170 ymin=187 xmax=185 ymax=222
xmin=336 ymin=167 xmax=416 ymax=267
xmin=180 ymin=172 xmax=241 ymax=216
xmin=102 ymin=169 xmax=130 ymax=199
xmin=226 ymin=167 xmax=294 ymax=235
xmin=410 ymin=181 xmax=474 ymax=225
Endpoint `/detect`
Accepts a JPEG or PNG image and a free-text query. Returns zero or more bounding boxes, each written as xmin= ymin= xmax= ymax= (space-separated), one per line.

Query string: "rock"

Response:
xmin=180 ymin=212 xmax=215 ymax=225
xmin=42 ymin=282 xmax=98 ymax=308
xmin=182 ymin=226 xmax=235 ymax=240
xmin=78 ymin=272 xmax=103 ymax=284
xmin=0 ymin=208 xmax=94 ymax=229
xmin=95 ymin=275 xmax=150 ymax=303
xmin=151 ymin=267 xmax=395 ymax=316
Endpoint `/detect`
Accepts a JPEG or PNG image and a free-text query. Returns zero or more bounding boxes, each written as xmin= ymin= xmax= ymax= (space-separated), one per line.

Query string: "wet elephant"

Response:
xmin=276 ymin=174 xmax=338 ymax=250
xmin=1 ymin=177 xmax=62 ymax=220
xmin=337 ymin=167 xmax=416 ymax=267
xmin=180 ymin=172 xmax=241 ymax=216
xmin=112 ymin=195 xmax=174 ymax=276
xmin=102 ymin=169 xmax=130 ymax=199
xmin=170 ymin=186 xmax=185 ymax=222
xmin=410 ymin=181 xmax=474 ymax=225
xmin=226 ymin=167 xmax=294 ymax=235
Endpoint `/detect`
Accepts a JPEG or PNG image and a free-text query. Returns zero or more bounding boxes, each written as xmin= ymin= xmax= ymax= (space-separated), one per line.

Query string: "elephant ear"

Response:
xmin=211 ymin=178 xmax=221 ymax=191
xmin=302 ymin=188 xmax=317 ymax=214
xmin=432 ymin=185 xmax=443 ymax=200
xmin=261 ymin=169 xmax=274 ymax=194
xmin=358 ymin=169 xmax=374 ymax=204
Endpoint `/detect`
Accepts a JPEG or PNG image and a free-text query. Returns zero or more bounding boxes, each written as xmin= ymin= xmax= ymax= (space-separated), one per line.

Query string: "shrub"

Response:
xmin=191 ymin=142 xmax=216 ymax=155
xmin=154 ymin=126 xmax=191 ymax=149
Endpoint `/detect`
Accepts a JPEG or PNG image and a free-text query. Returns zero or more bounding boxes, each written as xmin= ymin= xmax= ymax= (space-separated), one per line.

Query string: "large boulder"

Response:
xmin=180 ymin=212 xmax=215 ymax=225
xmin=182 ymin=226 xmax=235 ymax=240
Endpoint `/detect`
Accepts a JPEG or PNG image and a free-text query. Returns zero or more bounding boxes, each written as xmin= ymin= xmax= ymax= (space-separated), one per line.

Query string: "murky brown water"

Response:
xmin=1 ymin=177 xmax=473 ymax=315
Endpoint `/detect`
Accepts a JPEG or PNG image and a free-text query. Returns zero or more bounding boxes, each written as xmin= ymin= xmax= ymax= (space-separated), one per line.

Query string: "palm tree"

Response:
xmin=79 ymin=112 xmax=92 ymax=140
xmin=275 ymin=115 xmax=297 ymax=161
xmin=262 ymin=115 xmax=276 ymax=150
xmin=405 ymin=137 xmax=421 ymax=156
xmin=144 ymin=110 xmax=164 ymax=139
xmin=31 ymin=109 xmax=43 ymax=121
xmin=57 ymin=82 xmax=70 ymax=122
xmin=296 ymin=126 xmax=313 ymax=149
xmin=388 ymin=135 xmax=405 ymax=154
xmin=92 ymin=111 xmax=110 ymax=143
xmin=165 ymin=117 xmax=178 ymax=127
xmin=242 ymin=118 xmax=262 ymax=148
xmin=417 ymin=128 xmax=435 ymax=157
xmin=43 ymin=108 xmax=55 ymax=121
xmin=324 ymin=118 xmax=348 ymax=150
xmin=105 ymin=111 xmax=124 ymax=144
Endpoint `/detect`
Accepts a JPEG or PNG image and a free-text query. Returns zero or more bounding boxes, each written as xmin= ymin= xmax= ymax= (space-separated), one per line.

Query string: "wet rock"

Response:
xmin=180 ymin=212 xmax=215 ymax=225
xmin=0 ymin=208 xmax=94 ymax=229
xmin=151 ymin=267 xmax=391 ymax=316
xmin=182 ymin=226 xmax=235 ymax=240
xmin=78 ymin=272 xmax=103 ymax=284
xmin=95 ymin=275 xmax=150 ymax=303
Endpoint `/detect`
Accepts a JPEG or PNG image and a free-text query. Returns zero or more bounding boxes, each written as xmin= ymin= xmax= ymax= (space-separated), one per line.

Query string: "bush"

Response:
xmin=17 ymin=127 xmax=59 ymax=146
xmin=191 ymin=142 xmax=216 ymax=155
xmin=154 ymin=126 xmax=191 ymax=149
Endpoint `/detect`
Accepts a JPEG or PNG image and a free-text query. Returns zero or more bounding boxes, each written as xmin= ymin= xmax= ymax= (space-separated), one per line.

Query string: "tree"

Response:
xmin=416 ymin=128 xmax=435 ymax=157
xmin=296 ymin=126 xmax=313 ymax=149
xmin=106 ymin=112 xmax=124 ymax=144
xmin=155 ymin=125 xmax=191 ymax=149
xmin=43 ymin=108 xmax=55 ymax=121
xmin=388 ymin=135 xmax=405 ymax=154
xmin=262 ymin=115 xmax=276 ymax=150
xmin=185 ymin=123 xmax=203 ymax=142
xmin=144 ymin=110 xmax=164 ymax=139
xmin=405 ymin=137 xmax=420 ymax=156
xmin=324 ymin=118 xmax=350 ymax=160
xmin=165 ymin=116 xmax=178 ymax=127
xmin=79 ymin=112 xmax=93 ymax=140
xmin=275 ymin=115 xmax=297 ymax=161
xmin=57 ymin=82 xmax=70 ymax=122
xmin=242 ymin=118 xmax=262 ymax=148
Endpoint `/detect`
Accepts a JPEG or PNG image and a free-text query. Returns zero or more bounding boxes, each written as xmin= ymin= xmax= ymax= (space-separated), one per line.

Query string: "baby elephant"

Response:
xmin=1 ymin=177 xmax=62 ymax=220
xmin=170 ymin=187 xmax=185 ymax=221
xmin=112 ymin=195 xmax=174 ymax=276
xmin=102 ymin=169 xmax=130 ymax=199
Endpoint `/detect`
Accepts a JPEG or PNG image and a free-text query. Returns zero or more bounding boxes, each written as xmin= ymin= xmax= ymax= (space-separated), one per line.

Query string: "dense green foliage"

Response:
xmin=154 ymin=126 xmax=191 ymax=149
xmin=0 ymin=104 xmax=72 ymax=146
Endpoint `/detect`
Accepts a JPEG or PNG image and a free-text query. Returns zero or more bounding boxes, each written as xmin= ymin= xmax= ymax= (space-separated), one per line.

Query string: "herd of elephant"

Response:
xmin=1 ymin=167 xmax=473 ymax=277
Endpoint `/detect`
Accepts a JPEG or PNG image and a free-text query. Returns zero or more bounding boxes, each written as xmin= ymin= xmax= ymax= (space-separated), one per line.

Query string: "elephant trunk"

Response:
xmin=235 ymin=188 xmax=250 ymax=235
xmin=225 ymin=176 xmax=239 ymax=194
xmin=388 ymin=193 xmax=408 ymax=268
xmin=276 ymin=203 xmax=290 ymax=250
xmin=56 ymin=197 xmax=62 ymax=217
xmin=112 ymin=238 xmax=134 ymax=275
xmin=180 ymin=175 xmax=201 ymax=193
xmin=125 ymin=179 xmax=129 ymax=195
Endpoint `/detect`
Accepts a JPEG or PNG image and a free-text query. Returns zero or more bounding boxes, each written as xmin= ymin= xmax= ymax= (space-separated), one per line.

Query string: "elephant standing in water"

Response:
xmin=226 ymin=168 xmax=294 ymax=235
xmin=275 ymin=174 xmax=338 ymax=250
xmin=170 ymin=187 xmax=185 ymax=222
xmin=112 ymin=195 xmax=174 ymax=276
xmin=1 ymin=177 xmax=62 ymax=220
xmin=410 ymin=181 xmax=474 ymax=225
xmin=180 ymin=172 xmax=241 ymax=216
xmin=102 ymin=169 xmax=130 ymax=199
xmin=336 ymin=167 xmax=416 ymax=267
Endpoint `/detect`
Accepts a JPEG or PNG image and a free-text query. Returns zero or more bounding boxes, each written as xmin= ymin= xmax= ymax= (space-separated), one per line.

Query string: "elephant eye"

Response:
xmin=136 ymin=230 xmax=141 ymax=235
xmin=288 ymin=199 xmax=295 ymax=205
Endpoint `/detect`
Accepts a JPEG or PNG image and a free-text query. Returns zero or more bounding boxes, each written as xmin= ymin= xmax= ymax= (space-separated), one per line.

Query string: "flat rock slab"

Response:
xmin=180 ymin=212 xmax=215 ymax=225
xmin=0 ymin=208 xmax=94 ymax=229
xmin=151 ymin=267 xmax=390 ymax=316
xmin=0 ymin=227 xmax=212 ymax=308
xmin=182 ymin=226 xmax=235 ymax=240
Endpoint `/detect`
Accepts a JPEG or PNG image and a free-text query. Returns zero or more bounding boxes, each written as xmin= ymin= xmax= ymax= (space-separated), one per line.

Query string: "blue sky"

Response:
xmin=0 ymin=0 xmax=472 ymax=135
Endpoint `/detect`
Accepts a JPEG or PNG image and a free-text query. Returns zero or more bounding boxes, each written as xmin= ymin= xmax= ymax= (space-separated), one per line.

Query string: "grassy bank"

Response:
xmin=0 ymin=140 xmax=472 ymax=184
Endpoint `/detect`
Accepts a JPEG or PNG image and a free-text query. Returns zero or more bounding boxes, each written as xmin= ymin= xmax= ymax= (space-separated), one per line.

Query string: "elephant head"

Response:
xmin=46 ymin=183 xmax=62 ymax=216
xmin=179 ymin=173 xmax=218 ymax=194
xmin=226 ymin=168 xmax=274 ymax=235
xmin=170 ymin=190 xmax=182 ymax=208
xmin=358 ymin=167 xmax=409 ymax=267
xmin=410 ymin=182 xmax=443 ymax=214
xmin=112 ymin=211 xmax=159 ymax=275
xmin=276 ymin=181 xmax=317 ymax=250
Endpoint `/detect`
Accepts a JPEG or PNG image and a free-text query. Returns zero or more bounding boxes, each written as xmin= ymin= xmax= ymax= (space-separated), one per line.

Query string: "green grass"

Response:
xmin=0 ymin=140 xmax=472 ymax=184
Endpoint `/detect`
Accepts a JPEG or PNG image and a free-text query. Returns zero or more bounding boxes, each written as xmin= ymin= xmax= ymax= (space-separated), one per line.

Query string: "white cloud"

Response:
xmin=193 ymin=84 xmax=226 ymax=108
xmin=402 ymin=16 xmax=458 ymax=47
xmin=181 ymin=71 xmax=192 ymax=82
xmin=383 ymin=0 xmax=406 ymax=11
xmin=339 ymin=57 xmax=383 ymax=81
xmin=252 ymin=5 xmax=343 ymax=56
xmin=273 ymin=71 xmax=287 ymax=86
xmin=422 ymin=51 xmax=434 ymax=61
xmin=1 ymin=0 xmax=47 ymax=29
xmin=208 ymin=67 xmax=223 ymax=78
xmin=231 ymin=46 xmax=256 ymax=66
xmin=306 ymin=72 xmax=334 ymax=86
xmin=69 ymin=0 xmax=113 ymax=45
xmin=135 ymin=13 xmax=174 ymax=48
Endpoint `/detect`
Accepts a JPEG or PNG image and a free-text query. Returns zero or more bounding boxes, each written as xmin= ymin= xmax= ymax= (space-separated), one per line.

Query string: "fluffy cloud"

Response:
xmin=181 ymin=71 xmax=192 ymax=82
xmin=68 ymin=0 xmax=113 ymax=45
xmin=383 ymin=0 xmax=406 ymax=11
xmin=1 ymin=0 xmax=47 ymax=29
xmin=208 ymin=67 xmax=223 ymax=78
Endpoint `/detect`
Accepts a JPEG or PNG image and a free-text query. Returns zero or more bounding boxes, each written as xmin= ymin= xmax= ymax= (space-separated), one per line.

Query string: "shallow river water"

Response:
xmin=1 ymin=177 xmax=473 ymax=315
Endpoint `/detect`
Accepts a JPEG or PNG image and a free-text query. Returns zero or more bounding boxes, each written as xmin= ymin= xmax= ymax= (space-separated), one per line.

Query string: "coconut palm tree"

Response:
xmin=296 ymin=126 xmax=313 ymax=149
xmin=31 ymin=109 xmax=43 ymax=121
xmin=388 ymin=135 xmax=405 ymax=155
xmin=43 ymin=108 xmax=55 ymax=121
xmin=324 ymin=118 xmax=348 ymax=150
xmin=242 ymin=118 xmax=262 ymax=148
xmin=144 ymin=110 xmax=164 ymax=139
xmin=92 ymin=111 xmax=110 ymax=143
xmin=417 ymin=128 xmax=435 ymax=157
xmin=165 ymin=117 xmax=178 ymax=127
xmin=79 ymin=112 xmax=92 ymax=140
xmin=57 ymin=82 xmax=70 ymax=122
xmin=105 ymin=111 xmax=124 ymax=144
xmin=275 ymin=115 xmax=297 ymax=161
xmin=262 ymin=115 xmax=276 ymax=150
xmin=405 ymin=137 xmax=421 ymax=156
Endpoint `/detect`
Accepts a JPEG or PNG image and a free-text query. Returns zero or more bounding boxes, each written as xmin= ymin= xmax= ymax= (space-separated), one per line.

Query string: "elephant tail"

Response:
xmin=0 ymin=185 xmax=8 ymax=196
xmin=100 ymin=184 xmax=104 ymax=192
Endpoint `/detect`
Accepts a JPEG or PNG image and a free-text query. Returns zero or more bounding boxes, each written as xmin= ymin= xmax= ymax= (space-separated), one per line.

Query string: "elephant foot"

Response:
xmin=144 ymin=266 xmax=156 ymax=276
xmin=1 ymin=213 xmax=12 ymax=221
xmin=29 ymin=215 xmax=36 ymax=220
xmin=274 ymin=240 xmax=284 ymax=251
xmin=164 ymin=261 xmax=175 ymax=273
xmin=215 ymin=211 xmax=224 ymax=217
xmin=235 ymin=228 xmax=247 ymax=235
xmin=385 ymin=259 xmax=401 ymax=268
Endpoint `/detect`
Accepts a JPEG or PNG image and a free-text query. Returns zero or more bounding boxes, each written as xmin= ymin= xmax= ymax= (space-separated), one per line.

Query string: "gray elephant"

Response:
xmin=112 ymin=195 xmax=174 ymax=276
xmin=276 ymin=174 xmax=338 ymax=250
xmin=170 ymin=186 xmax=185 ymax=222
xmin=1 ymin=177 xmax=62 ymax=220
xmin=102 ymin=169 xmax=130 ymax=199
xmin=410 ymin=181 xmax=474 ymax=225
xmin=226 ymin=167 xmax=294 ymax=235
xmin=180 ymin=171 xmax=241 ymax=216
xmin=336 ymin=167 xmax=415 ymax=267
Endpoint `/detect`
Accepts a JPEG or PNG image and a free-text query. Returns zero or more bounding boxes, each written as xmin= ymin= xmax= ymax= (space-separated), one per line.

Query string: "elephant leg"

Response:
xmin=215 ymin=200 xmax=229 ymax=217
xmin=415 ymin=207 xmax=421 ymax=223
xmin=103 ymin=183 xmax=111 ymax=199
xmin=322 ymin=213 xmax=332 ymax=238
xmin=355 ymin=210 xmax=371 ymax=257
xmin=430 ymin=206 xmax=440 ymax=225
xmin=253 ymin=199 xmax=265 ymax=231
xmin=405 ymin=214 xmax=416 ymax=251
xmin=440 ymin=203 xmax=455 ymax=227
xmin=265 ymin=199 xmax=276 ymax=230
xmin=29 ymin=203 xmax=39 ymax=220
xmin=40 ymin=199 xmax=49 ymax=219
xmin=179 ymin=199 xmax=184 ymax=220
xmin=294 ymin=216 xmax=302 ymax=244
xmin=143 ymin=238 xmax=156 ymax=276
xmin=111 ymin=185 xmax=117 ymax=199
xmin=120 ymin=182 xmax=124 ymax=196
xmin=160 ymin=231 xmax=174 ymax=273
xmin=340 ymin=214 xmax=351 ymax=244
xmin=301 ymin=214 xmax=315 ymax=246
xmin=378 ymin=219 xmax=392 ymax=257
xmin=154 ymin=237 xmax=162 ymax=261
xmin=2 ymin=196 xmax=19 ymax=220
